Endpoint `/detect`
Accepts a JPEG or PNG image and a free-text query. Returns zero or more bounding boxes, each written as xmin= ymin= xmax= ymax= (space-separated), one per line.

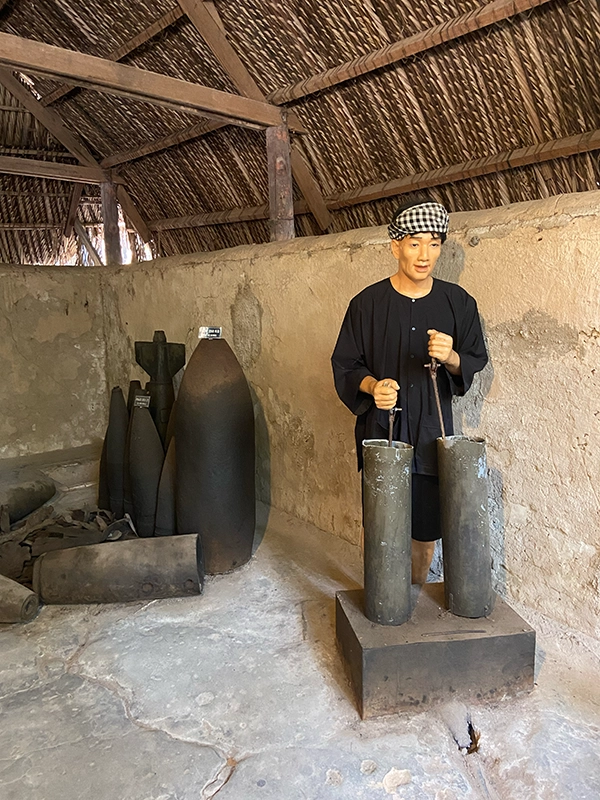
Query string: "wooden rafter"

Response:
xmin=74 ymin=219 xmax=103 ymax=266
xmin=0 ymin=32 xmax=287 ymax=129
xmin=64 ymin=185 xmax=84 ymax=237
xmin=178 ymin=0 xmax=331 ymax=230
xmin=0 ymin=68 xmax=151 ymax=242
xmin=268 ymin=0 xmax=555 ymax=105
xmin=0 ymin=222 xmax=63 ymax=230
xmin=41 ymin=7 xmax=186 ymax=106
xmin=0 ymin=69 xmax=98 ymax=166
xmin=0 ymin=155 xmax=115 ymax=183
xmin=177 ymin=0 xmax=265 ymax=101
xmin=96 ymin=0 xmax=553 ymax=187
xmin=148 ymin=128 xmax=600 ymax=230
xmin=101 ymin=120 xmax=223 ymax=169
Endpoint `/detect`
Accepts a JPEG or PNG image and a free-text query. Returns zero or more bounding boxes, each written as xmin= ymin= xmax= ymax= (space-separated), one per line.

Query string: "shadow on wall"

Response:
xmin=433 ymin=240 xmax=506 ymax=594
xmin=251 ymin=384 xmax=271 ymax=552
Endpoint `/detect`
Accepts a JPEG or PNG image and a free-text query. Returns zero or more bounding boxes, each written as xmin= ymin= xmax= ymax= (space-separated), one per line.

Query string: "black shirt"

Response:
xmin=331 ymin=277 xmax=488 ymax=474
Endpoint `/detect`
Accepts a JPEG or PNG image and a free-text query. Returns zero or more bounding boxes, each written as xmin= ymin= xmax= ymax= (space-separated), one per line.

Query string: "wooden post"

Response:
xmin=266 ymin=121 xmax=294 ymax=242
xmin=101 ymin=181 xmax=122 ymax=264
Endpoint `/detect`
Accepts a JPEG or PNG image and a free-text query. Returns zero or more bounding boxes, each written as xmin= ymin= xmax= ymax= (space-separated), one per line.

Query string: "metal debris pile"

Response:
xmin=0 ymin=504 xmax=136 ymax=588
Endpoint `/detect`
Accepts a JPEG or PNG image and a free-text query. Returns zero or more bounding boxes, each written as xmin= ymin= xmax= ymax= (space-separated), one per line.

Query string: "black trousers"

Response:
xmin=411 ymin=473 xmax=441 ymax=542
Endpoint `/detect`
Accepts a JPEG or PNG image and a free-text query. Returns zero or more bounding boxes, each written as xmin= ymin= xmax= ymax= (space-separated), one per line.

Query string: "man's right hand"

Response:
xmin=359 ymin=377 xmax=399 ymax=409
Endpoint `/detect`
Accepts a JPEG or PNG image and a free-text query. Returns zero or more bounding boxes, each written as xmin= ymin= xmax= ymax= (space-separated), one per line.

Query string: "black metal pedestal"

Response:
xmin=336 ymin=584 xmax=535 ymax=719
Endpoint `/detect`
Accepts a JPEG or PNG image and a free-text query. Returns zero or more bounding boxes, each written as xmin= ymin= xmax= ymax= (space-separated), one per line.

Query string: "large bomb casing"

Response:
xmin=135 ymin=331 xmax=186 ymax=445
xmin=176 ymin=338 xmax=255 ymax=574
xmin=438 ymin=435 xmax=495 ymax=618
xmin=105 ymin=386 xmax=128 ymax=518
xmin=123 ymin=387 xmax=150 ymax=522
xmin=33 ymin=534 xmax=204 ymax=604
xmin=129 ymin=404 xmax=164 ymax=537
xmin=362 ymin=439 xmax=413 ymax=626
xmin=155 ymin=437 xmax=176 ymax=537
xmin=0 ymin=574 xmax=39 ymax=622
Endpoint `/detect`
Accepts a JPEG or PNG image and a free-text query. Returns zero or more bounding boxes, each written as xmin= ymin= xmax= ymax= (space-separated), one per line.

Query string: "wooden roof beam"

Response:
xmin=0 ymin=32 xmax=287 ymax=129
xmin=0 ymin=68 xmax=151 ymax=242
xmin=0 ymin=155 xmax=117 ymax=183
xmin=178 ymin=0 xmax=331 ymax=230
xmin=268 ymin=0 xmax=555 ymax=105
xmin=147 ymin=128 xmax=600 ymax=229
xmin=101 ymin=119 xmax=223 ymax=168
xmin=64 ymin=185 xmax=84 ymax=237
xmin=0 ymin=222 xmax=64 ymax=230
xmin=0 ymin=68 xmax=98 ymax=167
xmin=326 ymin=129 xmax=600 ymax=209
xmin=74 ymin=219 xmax=103 ymax=266
xmin=42 ymin=7 xmax=187 ymax=106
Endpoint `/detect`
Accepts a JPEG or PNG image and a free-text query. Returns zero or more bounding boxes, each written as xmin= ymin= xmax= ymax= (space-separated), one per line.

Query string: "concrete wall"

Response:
xmin=1 ymin=192 xmax=599 ymax=642
xmin=0 ymin=267 xmax=107 ymax=456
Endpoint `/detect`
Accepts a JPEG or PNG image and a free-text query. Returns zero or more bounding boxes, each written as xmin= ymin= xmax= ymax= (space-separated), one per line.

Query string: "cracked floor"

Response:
xmin=2 ymin=498 xmax=600 ymax=799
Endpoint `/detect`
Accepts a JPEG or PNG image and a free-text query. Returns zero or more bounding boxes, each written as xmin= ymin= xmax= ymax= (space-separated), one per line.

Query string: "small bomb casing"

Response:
xmin=362 ymin=439 xmax=413 ymax=626
xmin=135 ymin=331 xmax=185 ymax=445
xmin=0 ymin=574 xmax=39 ymax=623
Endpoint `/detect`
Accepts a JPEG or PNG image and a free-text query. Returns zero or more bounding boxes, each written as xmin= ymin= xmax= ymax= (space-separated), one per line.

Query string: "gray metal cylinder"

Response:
xmin=363 ymin=439 xmax=413 ymax=626
xmin=33 ymin=534 xmax=203 ymax=605
xmin=437 ymin=435 xmax=495 ymax=618
xmin=0 ymin=574 xmax=39 ymax=623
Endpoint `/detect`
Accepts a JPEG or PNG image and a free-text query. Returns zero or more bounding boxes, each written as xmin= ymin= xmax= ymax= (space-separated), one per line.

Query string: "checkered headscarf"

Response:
xmin=387 ymin=202 xmax=449 ymax=241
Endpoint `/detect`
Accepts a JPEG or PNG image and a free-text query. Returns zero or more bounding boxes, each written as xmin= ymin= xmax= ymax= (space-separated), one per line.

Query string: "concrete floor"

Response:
xmin=1 ymin=471 xmax=600 ymax=798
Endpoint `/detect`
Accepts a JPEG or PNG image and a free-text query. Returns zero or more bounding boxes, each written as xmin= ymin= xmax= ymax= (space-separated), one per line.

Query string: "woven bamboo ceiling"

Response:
xmin=0 ymin=0 xmax=598 ymax=264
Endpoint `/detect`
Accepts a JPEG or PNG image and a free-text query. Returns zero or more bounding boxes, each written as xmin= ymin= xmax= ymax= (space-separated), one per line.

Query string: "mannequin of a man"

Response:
xmin=332 ymin=197 xmax=488 ymax=582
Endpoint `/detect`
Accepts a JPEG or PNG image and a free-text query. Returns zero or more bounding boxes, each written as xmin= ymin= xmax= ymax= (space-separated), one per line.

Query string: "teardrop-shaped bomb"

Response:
xmin=33 ymin=534 xmax=204 ymax=604
xmin=127 ymin=380 xmax=143 ymax=412
xmin=97 ymin=436 xmax=110 ymax=510
xmin=155 ymin=437 xmax=176 ymax=537
xmin=164 ymin=399 xmax=176 ymax=450
xmin=129 ymin=405 xmax=164 ymax=537
xmin=0 ymin=574 xmax=39 ymax=623
xmin=106 ymin=387 xmax=128 ymax=518
xmin=123 ymin=386 xmax=150 ymax=523
xmin=175 ymin=338 xmax=255 ymax=574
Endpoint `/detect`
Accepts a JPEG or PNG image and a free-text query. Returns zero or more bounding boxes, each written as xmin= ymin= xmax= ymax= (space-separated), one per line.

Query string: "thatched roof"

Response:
xmin=0 ymin=0 xmax=599 ymax=264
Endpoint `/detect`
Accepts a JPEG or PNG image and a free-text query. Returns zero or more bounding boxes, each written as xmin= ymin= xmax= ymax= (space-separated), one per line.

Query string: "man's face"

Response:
xmin=391 ymin=233 xmax=443 ymax=283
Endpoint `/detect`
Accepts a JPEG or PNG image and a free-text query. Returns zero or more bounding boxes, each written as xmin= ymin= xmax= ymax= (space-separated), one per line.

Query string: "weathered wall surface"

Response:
xmin=0 ymin=267 xmax=107 ymax=457
xmin=1 ymin=192 xmax=599 ymax=641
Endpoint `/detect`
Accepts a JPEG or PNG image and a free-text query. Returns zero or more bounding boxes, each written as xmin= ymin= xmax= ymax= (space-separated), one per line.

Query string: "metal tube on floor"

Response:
xmin=363 ymin=438 xmax=413 ymax=626
xmin=437 ymin=435 xmax=495 ymax=618
xmin=33 ymin=534 xmax=204 ymax=604
xmin=0 ymin=574 xmax=39 ymax=623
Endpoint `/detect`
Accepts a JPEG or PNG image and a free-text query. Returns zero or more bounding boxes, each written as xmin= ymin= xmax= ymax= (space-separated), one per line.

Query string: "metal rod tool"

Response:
xmin=388 ymin=408 xmax=396 ymax=447
xmin=425 ymin=358 xmax=446 ymax=439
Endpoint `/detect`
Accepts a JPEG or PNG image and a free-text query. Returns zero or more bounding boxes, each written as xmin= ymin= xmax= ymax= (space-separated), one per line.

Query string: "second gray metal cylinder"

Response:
xmin=363 ymin=439 xmax=413 ymax=626
xmin=438 ymin=435 xmax=495 ymax=618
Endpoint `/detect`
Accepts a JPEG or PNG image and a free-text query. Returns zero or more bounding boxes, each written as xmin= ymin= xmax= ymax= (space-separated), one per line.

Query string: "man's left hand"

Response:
xmin=427 ymin=329 xmax=461 ymax=373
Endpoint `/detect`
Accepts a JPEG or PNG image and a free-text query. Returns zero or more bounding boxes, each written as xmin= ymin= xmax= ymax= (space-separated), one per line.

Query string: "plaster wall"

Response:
xmin=0 ymin=267 xmax=107 ymax=457
xmin=1 ymin=192 xmax=599 ymax=642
